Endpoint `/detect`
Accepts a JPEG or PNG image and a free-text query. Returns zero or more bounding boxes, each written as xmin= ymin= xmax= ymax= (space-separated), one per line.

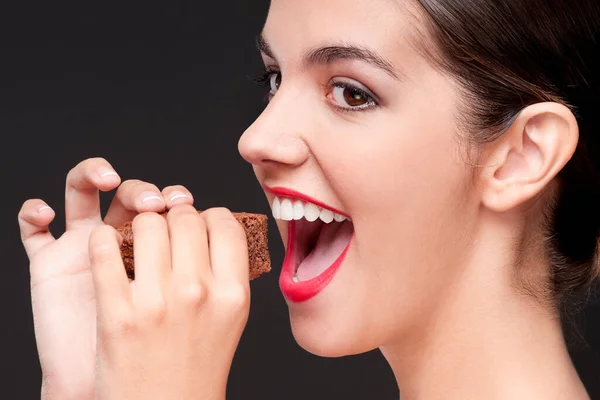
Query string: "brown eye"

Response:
xmin=330 ymin=83 xmax=377 ymax=111
xmin=343 ymin=87 xmax=367 ymax=106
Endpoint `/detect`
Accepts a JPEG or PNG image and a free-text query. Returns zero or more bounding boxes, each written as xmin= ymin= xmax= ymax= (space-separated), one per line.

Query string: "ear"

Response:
xmin=479 ymin=102 xmax=579 ymax=213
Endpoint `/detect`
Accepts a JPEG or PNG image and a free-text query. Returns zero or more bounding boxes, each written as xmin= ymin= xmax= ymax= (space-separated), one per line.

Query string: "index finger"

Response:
xmin=65 ymin=157 xmax=121 ymax=230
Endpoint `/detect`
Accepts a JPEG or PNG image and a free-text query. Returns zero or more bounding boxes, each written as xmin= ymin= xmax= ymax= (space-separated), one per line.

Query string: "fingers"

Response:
xmin=131 ymin=213 xmax=172 ymax=303
xmin=199 ymin=209 xmax=250 ymax=333
xmin=18 ymin=199 xmax=56 ymax=258
xmin=89 ymin=225 xmax=131 ymax=317
xmin=103 ymin=180 xmax=165 ymax=227
xmin=162 ymin=185 xmax=194 ymax=209
xmin=102 ymin=183 xmax=194 ymax=228
xmin=65 ymin=158 xmax=121 ymax=230
xmin=167 ymin=205 xmax=211 ymax=286
xmin=201 ymin=208 xmax=249 ymax=283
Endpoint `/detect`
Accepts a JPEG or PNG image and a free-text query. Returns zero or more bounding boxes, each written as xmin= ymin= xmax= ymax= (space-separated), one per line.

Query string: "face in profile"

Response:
xmin=238 ymin=0 xmax=478 ymax=357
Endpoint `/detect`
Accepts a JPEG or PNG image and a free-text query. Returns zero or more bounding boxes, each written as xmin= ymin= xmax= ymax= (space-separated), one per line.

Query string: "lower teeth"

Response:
xmin=292 ymin=274 xmax=299 ymax=283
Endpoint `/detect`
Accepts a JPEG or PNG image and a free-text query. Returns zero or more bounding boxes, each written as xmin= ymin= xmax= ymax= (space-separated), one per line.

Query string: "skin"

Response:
xmin=19 ymin=158 xmax=250 ymax=400
xmin=238 ymin=0 xmax=590 ymax=398
xmin=19 ymin=0 xmax=593 ymax=399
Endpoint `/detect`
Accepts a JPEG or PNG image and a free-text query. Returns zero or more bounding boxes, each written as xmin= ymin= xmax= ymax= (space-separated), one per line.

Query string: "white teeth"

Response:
xmin=319 ymin=208 xmax=334 ymax=223
xmin=293 ymin=200 xmax=304 ymax=220
xmin=304 ymin=203 xmax=320 ymax=222
xmin=292 ymin=275 xmax=299 ymax=283
xmin=271 ymin=196 xmax=349 ymax=224
xmin=272 ymin=197 xmax=281 ymax=219
xmin=280 ymin=199 xmax=293 ymax=221
xmin=334 ymin=213 xmax=347 ymax=222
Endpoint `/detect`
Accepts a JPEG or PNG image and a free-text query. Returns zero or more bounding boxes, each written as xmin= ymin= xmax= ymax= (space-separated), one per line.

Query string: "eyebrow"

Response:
xmin=256 ymin=34 xmax=401 ymax=80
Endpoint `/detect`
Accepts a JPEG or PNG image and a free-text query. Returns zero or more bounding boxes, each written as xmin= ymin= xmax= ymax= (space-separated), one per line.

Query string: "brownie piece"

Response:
xmin=116 ymin=211 xmax=271 ymax=281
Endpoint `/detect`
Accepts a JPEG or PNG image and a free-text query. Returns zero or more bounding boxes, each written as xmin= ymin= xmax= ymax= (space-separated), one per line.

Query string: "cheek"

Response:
xmin=346 ymin=121 xmax=469 ymax=280
xmin=311 ymin=117 xmax=471 ymax=328
xmin=323 ymin=110 xmax=465 ymax=217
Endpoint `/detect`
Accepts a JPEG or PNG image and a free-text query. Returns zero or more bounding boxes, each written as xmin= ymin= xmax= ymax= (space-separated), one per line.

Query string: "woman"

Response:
xmin=18 ymin=0 xmax=600 ymax=398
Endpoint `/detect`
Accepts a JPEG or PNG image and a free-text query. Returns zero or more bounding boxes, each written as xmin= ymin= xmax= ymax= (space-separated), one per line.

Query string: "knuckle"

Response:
xmin=220 ymin=220 xmax=247 ymax=242
xmin=140 ymin=296 xmax=168 ymax=323
xmin=68 ymin=157 xmax=105 ymax=177
xmin=87 ymin=157 xmax=109 ymax=167
xmin=203 ymin=208 xmax=245 ymax=238
xmin=66 ymin=158 xmax=108 ymax=189
xmin=167 ymin=204 xmax=199 ymax=221
xmin=136 ymin=182 xmax=161 ymax=194
xmin=212 ymin=283 xmax=250 ymax=312
xmin=65 ymin=165 xmax=79 ymax=183
xmin=133 ymin=211 xmax=166 ymax=229
xmin=88 ymin=156 xmax=108 ymax=164
xmin=89 ymin=227 xmax=117 ymax=260
xmin=120 ymin=180 xmax=162 ymax=198
xmin=115 ymin=179 xmax=143 ymax=194
xmin=18 ymin=199 xmax=39 ymax=217
xmin=176 ymin=282 xmax=207 ymax=307
xmin=204 ymin=207 xmax=232 ymax=220
xmin=91 ymin=224 xmax=116 ymax=240
xmin=107 ymin=307 xmax=137 ymax=336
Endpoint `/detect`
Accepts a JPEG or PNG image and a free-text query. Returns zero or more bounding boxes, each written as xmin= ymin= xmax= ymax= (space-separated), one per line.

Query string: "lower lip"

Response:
xmin=279 ymin=219 xmax=354 ymax=303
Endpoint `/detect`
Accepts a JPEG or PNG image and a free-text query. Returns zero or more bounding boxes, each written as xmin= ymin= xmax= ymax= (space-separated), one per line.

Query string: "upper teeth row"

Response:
xmin=272 ymin=196 xmax=348 ymax=224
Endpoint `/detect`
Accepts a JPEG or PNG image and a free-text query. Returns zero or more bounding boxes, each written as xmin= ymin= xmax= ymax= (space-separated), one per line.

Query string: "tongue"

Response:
xmin=296 ymin=220 xmax=354 ymax=282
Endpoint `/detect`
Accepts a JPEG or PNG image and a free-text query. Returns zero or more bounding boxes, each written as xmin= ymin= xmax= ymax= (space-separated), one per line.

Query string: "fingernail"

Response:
xmin=169 ymin=191 xmax=191 ymax=202
xmin=97 ymin=166 xmax=119 ymax=179
xmin=37 ymin=205 xmax=52 ymax=213
xmin=140 ymin=191 xmax=164 ymax=204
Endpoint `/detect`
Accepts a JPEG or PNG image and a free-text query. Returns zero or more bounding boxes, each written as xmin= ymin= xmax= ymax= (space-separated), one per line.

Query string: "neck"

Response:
xmin=380 ymin=216 xmax=589 ymax=400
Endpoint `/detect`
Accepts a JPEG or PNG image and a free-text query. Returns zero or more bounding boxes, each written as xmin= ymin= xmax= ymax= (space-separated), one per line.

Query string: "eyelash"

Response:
xmin=250 ymin=70 xmax=276 ymax=89
xmin=250 ymin=69 xmax=379 ymax=113
xmin=250 ymin=69 xmax=279 ymax=103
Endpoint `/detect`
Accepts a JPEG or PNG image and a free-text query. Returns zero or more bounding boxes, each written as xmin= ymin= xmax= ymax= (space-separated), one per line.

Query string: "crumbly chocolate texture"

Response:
xmin=116 ymin=211 xmax=271 ymax=281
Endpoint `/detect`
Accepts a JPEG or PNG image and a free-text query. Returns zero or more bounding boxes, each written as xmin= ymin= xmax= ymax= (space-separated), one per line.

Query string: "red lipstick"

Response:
xmin=263 ymin=185 xmax=350 ymax=218
xmin=263 ymin=184 xmax=353 ymax=302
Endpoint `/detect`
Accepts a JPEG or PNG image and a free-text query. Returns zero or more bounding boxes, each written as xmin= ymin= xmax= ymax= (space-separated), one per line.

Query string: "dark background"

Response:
xmin=1 ymin=1 xmax=599 ymax=399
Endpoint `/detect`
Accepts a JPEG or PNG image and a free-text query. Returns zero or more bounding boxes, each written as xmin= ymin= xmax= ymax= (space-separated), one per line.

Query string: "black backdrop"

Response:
xmin=1 ymin=1 xmax=599 ymax=399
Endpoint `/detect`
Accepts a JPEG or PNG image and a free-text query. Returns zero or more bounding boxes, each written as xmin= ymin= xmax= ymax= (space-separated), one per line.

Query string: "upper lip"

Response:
xmin=263 ymin=185 xmax=350 ymax=218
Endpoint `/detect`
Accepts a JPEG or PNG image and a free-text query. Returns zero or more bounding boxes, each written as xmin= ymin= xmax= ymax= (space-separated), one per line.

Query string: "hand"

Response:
xmin=89 ymin=206 xmax=251 ymax=400
xmin=18 ymin=157 xmax=195 ymax=400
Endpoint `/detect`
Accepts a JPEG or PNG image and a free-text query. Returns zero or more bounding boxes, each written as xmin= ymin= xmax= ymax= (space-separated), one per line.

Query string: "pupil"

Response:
xmin=343 ymin=88 xmax=365 ymax=106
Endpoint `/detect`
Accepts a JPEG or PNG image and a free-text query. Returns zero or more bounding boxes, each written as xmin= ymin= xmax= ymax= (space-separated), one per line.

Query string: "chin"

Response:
xmin=287 ymin=306 xmax=380 ymax=358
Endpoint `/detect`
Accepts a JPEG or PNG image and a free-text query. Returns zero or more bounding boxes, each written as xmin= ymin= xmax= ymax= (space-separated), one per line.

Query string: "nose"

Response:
xmin=238 ymin=96 xmax=310 ymax=169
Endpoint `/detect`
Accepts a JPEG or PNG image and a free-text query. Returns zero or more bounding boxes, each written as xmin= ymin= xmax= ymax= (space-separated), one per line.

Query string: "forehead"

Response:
xmin=263 ymin=0 xmax=425 ymax=70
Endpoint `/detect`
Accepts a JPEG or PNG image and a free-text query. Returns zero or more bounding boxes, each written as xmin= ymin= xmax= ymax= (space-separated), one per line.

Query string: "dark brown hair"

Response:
xmin=413 ymin=0 xmax=600 ymax=305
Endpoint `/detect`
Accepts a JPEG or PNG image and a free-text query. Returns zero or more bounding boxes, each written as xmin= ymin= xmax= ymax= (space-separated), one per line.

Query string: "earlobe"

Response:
xmin=480 ymin=102 xmax=579 ymax=213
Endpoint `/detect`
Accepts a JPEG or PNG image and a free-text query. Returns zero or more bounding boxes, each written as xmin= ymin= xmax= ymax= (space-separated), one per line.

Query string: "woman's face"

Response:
xmin=238 ymin=0 xmax=477 ymax=356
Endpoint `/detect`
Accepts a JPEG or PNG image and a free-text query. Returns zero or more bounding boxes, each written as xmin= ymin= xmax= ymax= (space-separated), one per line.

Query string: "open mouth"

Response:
xmin=292 ymin=217 xmax=354 ymax=282
xmin=269 ymin=192 xmax=355 ymax=302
